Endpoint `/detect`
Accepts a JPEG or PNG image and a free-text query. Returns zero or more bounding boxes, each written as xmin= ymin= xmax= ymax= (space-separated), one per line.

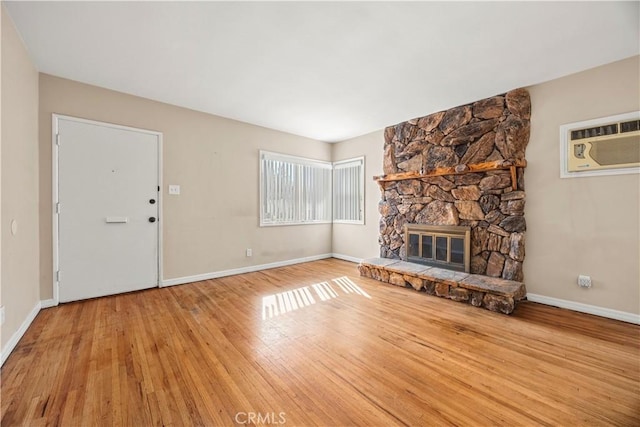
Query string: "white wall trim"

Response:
xmin=527 ymin=293 xmax=640 ymax=325
xmin=40 ymin=299 xmax=58 ymax=309
xmin=331 ymin=253 xmax=362 ymax=264
xmin=1 ymin=301 xmax=41 ymax=367
xmin=161 ymin=253 xmax=333 ymax=287
xmin=52 ymin=115 xmax=60 ymax=304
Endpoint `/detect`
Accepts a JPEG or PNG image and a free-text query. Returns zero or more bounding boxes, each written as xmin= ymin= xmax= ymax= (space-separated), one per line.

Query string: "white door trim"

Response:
xmin=51 ymin=114 xmax=163 ymax=305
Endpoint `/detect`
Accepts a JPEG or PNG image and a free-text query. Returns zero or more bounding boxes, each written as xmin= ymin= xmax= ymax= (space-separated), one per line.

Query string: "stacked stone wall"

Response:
xmin=379 ymin=89 xmax=530 ymax=281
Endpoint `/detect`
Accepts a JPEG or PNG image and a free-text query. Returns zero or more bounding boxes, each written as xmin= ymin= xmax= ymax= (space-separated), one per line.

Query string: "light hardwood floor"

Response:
xmin=2 ymin=259 xmax=639 ymax=426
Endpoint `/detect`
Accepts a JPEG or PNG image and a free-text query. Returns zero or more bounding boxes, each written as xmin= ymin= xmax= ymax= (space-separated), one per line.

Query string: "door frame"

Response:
xmin=51 ymin=114 xmax=163 ymax=305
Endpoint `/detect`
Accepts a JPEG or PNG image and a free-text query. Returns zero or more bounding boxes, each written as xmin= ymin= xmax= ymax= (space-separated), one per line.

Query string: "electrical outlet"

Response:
xmin=246 ymin=248 xmax=252 ymax=257
xmin=578 ymin=275 xmax=592 ymax=288
xmin=168 ymin=185 xmax=181 ymax=195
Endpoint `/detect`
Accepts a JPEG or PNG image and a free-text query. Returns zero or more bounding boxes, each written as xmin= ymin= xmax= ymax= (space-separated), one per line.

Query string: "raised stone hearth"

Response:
xmin=359 ymin=258 xmax=526 ymax=314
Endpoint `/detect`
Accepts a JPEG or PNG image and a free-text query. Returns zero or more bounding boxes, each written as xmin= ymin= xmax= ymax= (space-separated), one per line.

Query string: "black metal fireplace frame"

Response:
xmin=404 ymin=224 xmax=471 ymax=272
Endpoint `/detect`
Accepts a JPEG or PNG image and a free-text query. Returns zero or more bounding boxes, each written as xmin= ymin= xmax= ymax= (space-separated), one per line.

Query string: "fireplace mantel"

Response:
xmin=373 ymin=159 xmax=527 ymax=191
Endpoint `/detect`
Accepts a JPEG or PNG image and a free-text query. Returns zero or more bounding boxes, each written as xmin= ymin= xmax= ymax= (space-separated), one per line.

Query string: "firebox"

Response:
xmin=404 ymin=224 xmax=470 ymax=272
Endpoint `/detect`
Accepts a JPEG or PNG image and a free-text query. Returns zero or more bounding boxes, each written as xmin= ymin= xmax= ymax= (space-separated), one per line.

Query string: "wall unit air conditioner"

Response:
xmin=560 ymin=111 xmax=640 ymax=178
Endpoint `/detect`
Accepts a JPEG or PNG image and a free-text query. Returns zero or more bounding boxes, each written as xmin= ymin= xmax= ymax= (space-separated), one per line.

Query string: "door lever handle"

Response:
xmin=106 ymin=217 xmax=128 ymax=223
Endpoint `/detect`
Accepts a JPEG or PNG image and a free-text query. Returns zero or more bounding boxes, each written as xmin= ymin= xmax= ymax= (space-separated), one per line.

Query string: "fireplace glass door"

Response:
xmin=405 ymin=224 xmax=470 ymax=272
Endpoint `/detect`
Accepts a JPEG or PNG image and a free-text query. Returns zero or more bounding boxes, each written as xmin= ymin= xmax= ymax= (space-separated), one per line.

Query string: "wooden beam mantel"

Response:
xmin=373 ymin=159 xmax=527 ymax=190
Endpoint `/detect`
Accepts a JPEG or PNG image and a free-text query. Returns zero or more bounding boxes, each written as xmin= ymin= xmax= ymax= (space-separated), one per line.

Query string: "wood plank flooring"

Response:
xmin=2 ymin=258 xmax=639 ymax=426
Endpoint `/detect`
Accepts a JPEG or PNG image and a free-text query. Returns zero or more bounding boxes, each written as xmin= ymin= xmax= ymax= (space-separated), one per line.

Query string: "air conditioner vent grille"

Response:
xmin=621 ymin=120 xmax=640 ymax=133
xmin=571 ymin=123 xmax=618 ymax=140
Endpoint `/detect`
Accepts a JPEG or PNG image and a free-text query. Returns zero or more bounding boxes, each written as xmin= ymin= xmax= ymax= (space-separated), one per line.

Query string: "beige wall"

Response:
xmin=331 ymin=130 xmax=383 ymax=260
xmin=0 ymin=5 xmax=3 ymax=335
xmin=525 ymin=55 xmax=639 ymax=314
xmin=1 ymin=7 xmax=41 ymax=349
xmin=336 ymin=56 xmax=640 ymax=315
xmin=1 ymin=5 xmax=3 ymax=316
xmin=39 ymin=75 xmax=332 ymax=299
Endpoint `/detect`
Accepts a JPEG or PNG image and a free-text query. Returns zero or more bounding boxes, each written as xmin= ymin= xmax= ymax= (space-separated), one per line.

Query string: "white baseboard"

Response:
xmin=162 ymin=253 xmax=334 ymax=287
xmin=1 ymin=301 xmax=41 ymax=367
xmin=40 ymin=299 xmax=58 ymax=309
xmin=526 ymin=293 xmax=640 ymax=324
xmin=331 ymin=253 xmax=363 ymax=264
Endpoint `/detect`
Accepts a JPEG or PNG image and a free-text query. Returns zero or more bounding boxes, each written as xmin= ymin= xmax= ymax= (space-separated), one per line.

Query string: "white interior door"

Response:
xmin=56 ymin=116 xmax=160 ymax=302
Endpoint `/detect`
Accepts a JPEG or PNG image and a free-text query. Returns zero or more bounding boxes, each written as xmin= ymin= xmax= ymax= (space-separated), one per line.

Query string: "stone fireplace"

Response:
xmin=358 ymin=89 xmax=530 ymax=314
xmin=376 ymin=88 xmax=530 ymax=281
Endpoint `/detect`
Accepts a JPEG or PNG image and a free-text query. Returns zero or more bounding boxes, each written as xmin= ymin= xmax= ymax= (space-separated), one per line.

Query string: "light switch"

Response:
xmin=168 ymin=185 xmax=181 ymax=195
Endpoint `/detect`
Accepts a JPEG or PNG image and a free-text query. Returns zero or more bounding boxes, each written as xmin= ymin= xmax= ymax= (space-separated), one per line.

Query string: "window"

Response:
xmin=260 ymin=152 xmax=365 ymax=227
xmin=260 ymin=151 xmax=332 ymax=226
xmin=332 ymin=157 xmax=364 ymax=224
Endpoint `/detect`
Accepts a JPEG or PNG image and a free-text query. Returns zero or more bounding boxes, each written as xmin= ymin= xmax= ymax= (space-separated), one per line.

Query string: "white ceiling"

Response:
xmin=5 ymin=1 xmax=639 ymax=142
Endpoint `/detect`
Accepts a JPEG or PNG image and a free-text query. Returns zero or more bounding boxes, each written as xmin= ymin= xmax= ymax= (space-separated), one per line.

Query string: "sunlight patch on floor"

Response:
xmin=333 ymin=276 xmax=371 ymax=299
xmin=262 ymin=276 xmax=371 ymax=320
